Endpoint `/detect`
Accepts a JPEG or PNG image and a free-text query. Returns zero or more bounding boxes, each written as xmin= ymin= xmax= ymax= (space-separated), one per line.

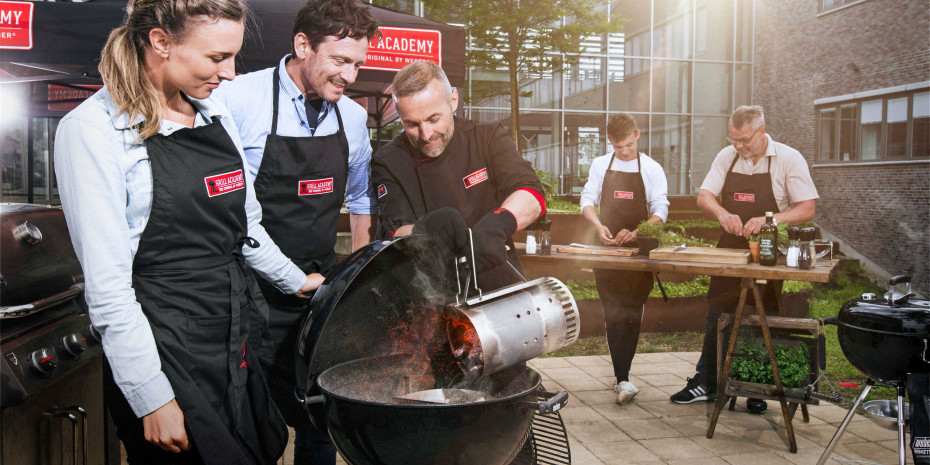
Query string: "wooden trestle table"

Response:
xmin=517 ymin=246 xmax=840 ymax=453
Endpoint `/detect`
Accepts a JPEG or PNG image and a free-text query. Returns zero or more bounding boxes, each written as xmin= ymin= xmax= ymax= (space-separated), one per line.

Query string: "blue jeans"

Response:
xmin=293 ymin=422 xmax=336 ymax=465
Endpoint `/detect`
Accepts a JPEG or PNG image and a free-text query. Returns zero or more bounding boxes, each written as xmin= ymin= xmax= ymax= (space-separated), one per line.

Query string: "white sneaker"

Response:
xmin=613 ymin=380 xmax=640 ymax=405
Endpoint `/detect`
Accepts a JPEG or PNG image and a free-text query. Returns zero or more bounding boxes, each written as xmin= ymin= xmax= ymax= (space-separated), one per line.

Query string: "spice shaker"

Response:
xmin=797 ymin=227 xmax=817 ymax=270
xmin=537 ymin=215 xmax=552 ymax=255
xmin=786 ymin=227 xmax=800 ymax=268
xmin=525 ymin=219 xmax=538 ymax=254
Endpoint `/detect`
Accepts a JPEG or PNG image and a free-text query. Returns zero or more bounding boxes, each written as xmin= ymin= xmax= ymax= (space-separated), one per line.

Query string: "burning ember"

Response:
xmin=444 ymin=309 xmax=485 ymax=376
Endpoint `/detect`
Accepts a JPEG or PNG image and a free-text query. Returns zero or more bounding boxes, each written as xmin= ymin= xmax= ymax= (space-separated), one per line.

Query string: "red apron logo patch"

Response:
xmin=463 ymin=167 xmax=489 ymax=189
xmin=299 ymin=178 xmax=334 ymax=196
xmin=377 ymin=184 xmax=387 ymax=198
xmin=734 ymin=193 xmax=755 ymax=202
xmin=613 ymin=191 xmax=634 ymax=199
xmin=204 ymin=170 xmax=245 ymax=197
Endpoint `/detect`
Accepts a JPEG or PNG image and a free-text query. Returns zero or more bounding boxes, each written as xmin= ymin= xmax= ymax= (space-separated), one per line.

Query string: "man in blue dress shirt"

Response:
xmin=214 ymin=0 xmax=379 ymax=463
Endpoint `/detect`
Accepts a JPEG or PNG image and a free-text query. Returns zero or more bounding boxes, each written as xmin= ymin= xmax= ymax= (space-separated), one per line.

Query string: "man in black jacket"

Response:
xmin=372 ymin=62 xmax=546 ymax=290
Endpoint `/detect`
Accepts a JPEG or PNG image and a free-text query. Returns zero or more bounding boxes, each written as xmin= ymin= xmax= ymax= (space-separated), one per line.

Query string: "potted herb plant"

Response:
xmin=747 ymin=232 xmax=761 ymax=263
xmin=634 ymin=220 xmax=664 ymax=256
xmin=729 ymin=336 xmax=813 ymax=398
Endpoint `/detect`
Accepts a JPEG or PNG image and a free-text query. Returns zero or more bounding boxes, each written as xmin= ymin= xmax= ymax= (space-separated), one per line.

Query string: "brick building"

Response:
xmin=753 ymin=0 xmax=930 ymax=295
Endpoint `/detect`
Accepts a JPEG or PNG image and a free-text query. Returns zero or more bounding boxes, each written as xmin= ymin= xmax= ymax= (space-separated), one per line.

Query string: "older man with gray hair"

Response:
xmin=371 ymin=61 xmax=546 ymax=291
xmin=670 ymin=105 xmax=819 ymax=413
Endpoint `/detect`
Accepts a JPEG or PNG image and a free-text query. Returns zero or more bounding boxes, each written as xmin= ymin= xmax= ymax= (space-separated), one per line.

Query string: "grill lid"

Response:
xmin=838 ymin=295 xmax=930 ymax=338
xmin=1 ymin=203 xmax=84 ymax=313
xmin=295 ymin=235 xmax=459 ymax=409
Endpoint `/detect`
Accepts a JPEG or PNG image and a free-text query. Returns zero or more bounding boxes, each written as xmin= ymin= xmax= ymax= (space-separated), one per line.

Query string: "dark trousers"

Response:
xmin=594 ymin=269 xmax=652 ymax=382
xmin=294 ymin=422 xmax=337 ymax=465
xmin=695 ymin=276 xmax=783 ymax=386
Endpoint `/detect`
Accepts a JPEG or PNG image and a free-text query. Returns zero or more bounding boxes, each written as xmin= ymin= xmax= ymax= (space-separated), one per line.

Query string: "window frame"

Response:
xmin=815 ymin=89 xmax=929 ymax=163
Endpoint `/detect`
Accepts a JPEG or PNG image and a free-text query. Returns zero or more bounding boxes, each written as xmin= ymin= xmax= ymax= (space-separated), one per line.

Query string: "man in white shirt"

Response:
xmin=670 ymin=105 xmax=818 ymax=414
xmin=580 ymin=113 xmax=669 ymax=405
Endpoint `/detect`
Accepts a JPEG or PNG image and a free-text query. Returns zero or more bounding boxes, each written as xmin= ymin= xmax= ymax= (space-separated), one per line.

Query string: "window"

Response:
xmin=816 ymin=90 xmax=929 ymax=162
xmin=820 ymin=0 xmax=863 ymax=13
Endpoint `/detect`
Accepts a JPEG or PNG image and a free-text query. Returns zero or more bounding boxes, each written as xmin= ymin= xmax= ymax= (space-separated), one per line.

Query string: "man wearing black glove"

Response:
xmin=372 ymin=62 xmax=545 ymax=291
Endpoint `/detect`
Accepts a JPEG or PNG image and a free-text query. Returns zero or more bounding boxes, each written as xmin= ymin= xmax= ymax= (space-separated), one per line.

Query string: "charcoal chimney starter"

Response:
xmin=445 ymin=277 xmax=579 ymax=377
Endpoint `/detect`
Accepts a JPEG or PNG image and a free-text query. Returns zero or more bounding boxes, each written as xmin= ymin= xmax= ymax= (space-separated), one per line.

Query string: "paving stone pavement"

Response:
xmin=268 ymin=352 xmax=907 ymax=465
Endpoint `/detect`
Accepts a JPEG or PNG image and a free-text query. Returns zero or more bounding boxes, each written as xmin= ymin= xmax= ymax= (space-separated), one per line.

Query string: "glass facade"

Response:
xmin=437 ymin=0 xmax=754 ymax=195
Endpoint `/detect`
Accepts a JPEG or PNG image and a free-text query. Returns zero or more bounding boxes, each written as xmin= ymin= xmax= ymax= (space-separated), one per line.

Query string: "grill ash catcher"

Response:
xmin=294 ymin=235 xmax=576 ymax=465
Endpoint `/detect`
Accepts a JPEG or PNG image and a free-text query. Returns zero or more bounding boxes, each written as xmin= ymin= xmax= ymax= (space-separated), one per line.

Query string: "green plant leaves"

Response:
xmin=729 ymin=337 xmax=811 ymax=388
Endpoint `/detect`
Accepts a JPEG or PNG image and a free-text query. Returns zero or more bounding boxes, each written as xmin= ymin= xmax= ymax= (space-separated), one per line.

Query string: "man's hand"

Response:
xmin=471 ymin=208 xmax=518 ymax=272
xmin=412 ymin=208 xmax=469 ymax=255
xmin=718 ymin=212 xmax=744 ymax=236
xmin=142 ymin=399 xmax=190 ymax=453
xmin=615 ymin=228 xmax=637 ymax=246
xmin=596 ymin=224 xmax=615 ymax=245
xmin=741 ymin=216 xmax=766 ymax=238
xmin=294 ymin=273 xmax=325 ymax=299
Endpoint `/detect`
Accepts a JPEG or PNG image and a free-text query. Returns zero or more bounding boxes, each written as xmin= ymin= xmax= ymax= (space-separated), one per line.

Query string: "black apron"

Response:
xmin=595 ymin=154 xmax=653 ymax=307
xmin=412 ymin=138 xmax=522 ymax=291
xmin=251 ymin=66 xmax=349 ymax=426
xmin=109 ymin=119 xmax=287 ymax=464
xmin=707 ymin=154 xmax=782 ymax=308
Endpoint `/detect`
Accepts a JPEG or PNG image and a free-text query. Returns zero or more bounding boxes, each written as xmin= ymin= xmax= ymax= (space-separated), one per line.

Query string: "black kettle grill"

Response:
xmin=817 ymin=275 xmax=930 ymax=465
xmin=292 ymin=236 xmax=574 ymax=465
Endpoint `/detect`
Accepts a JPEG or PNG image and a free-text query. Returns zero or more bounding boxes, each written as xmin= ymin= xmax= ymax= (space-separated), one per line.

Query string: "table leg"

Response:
xmin=707 ymin=280 xmax=751 ymax=439
xmin=752 ymin=282 xmax=798 ymax=453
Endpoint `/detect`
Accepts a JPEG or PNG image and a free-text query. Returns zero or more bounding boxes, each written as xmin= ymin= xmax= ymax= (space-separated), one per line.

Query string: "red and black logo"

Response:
xmin=298 ymin=178 xmax=334 ymax=196
xmin=734 ymin=193 xmax=755 ymax=202
xmin=463 ymin=167 xmax=489 ymax=189
xmin=613 ymin=191 xmax=634 ymax=199
xmin=204 ymin=170 xmax=245 ymax=197
xmin=377 ymin=184 xmax=387 ymax=199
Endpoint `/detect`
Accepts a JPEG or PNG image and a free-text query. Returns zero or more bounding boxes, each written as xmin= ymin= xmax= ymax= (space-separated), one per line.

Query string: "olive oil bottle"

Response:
xmin=759 ymin=211 xmax=777 ymax=266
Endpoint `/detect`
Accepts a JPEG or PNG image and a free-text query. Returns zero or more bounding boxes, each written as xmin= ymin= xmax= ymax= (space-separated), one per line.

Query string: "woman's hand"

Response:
xmin=294 ymin=273 xmax=325 ymax=298
xmin=142 ymin=399 xmax=190 ymax=453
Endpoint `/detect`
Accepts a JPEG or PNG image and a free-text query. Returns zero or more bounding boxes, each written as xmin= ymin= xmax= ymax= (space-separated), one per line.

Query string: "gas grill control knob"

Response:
xmin=87 ymin=325 xmax=102 ymax=343
xmin=29 ymin=348 xmax=58 ymax=376
xmin=61 ymin=333 xmax=87 ymax=359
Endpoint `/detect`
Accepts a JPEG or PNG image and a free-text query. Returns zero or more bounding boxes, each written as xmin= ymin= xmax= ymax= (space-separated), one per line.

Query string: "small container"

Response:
xmin=525 ymin=234 xmax=537 ymax=254
xmin=797 ymin=227 xmax=817 ymax=270
xmin=536 ymin=216 xmax=552 ymax=255
xmin=786 ymin=227 xmax=800 ymax=268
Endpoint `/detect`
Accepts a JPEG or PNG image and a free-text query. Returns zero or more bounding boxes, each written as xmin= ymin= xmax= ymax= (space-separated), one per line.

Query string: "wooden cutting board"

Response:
xmin=556 ymin=245 xmax=638 ymax=257
xmin=649 ymin=247 xmax=751 ymax=264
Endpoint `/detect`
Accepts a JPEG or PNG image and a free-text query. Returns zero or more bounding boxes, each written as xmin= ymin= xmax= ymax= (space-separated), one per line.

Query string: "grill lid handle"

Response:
xmin=0 ymin=284 xmax=84 ymax=319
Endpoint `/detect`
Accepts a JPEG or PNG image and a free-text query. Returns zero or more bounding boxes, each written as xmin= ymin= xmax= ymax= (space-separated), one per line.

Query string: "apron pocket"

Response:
xmin=188 ymin=315 xmax=232 ymax=413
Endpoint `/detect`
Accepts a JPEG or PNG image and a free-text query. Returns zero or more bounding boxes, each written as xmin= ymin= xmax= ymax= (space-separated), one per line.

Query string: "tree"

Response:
xmin=422 ymin=0 xmax=625 ymax=148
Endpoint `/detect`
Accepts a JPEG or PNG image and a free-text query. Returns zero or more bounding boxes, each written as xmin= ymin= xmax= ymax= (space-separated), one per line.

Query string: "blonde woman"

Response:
xmin=54 ymin=0 xmax=320 ymax=462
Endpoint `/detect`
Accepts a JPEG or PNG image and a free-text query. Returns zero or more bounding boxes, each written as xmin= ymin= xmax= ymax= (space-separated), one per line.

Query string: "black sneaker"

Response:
xmin=747 ymin=398 xmax=767 ymax=414
xmin=670 ymin=376 xmax=715 ymax=404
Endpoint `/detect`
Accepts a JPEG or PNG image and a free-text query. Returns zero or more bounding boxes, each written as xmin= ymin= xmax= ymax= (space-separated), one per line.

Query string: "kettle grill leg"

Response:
xmin=816 ymin=380 xmax=874 ymax=465
xmin=898 ymin=385 xmax=907 ymax=465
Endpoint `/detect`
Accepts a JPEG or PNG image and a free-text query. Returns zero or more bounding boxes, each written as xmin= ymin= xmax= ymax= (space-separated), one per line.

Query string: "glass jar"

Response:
xmin=797 ymin=227 xmax=817 ymax=270
xmin=536 ymin=216 xmax=552 ymax=255
xmin=786 ymin=227 xmax=800 ymax=268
